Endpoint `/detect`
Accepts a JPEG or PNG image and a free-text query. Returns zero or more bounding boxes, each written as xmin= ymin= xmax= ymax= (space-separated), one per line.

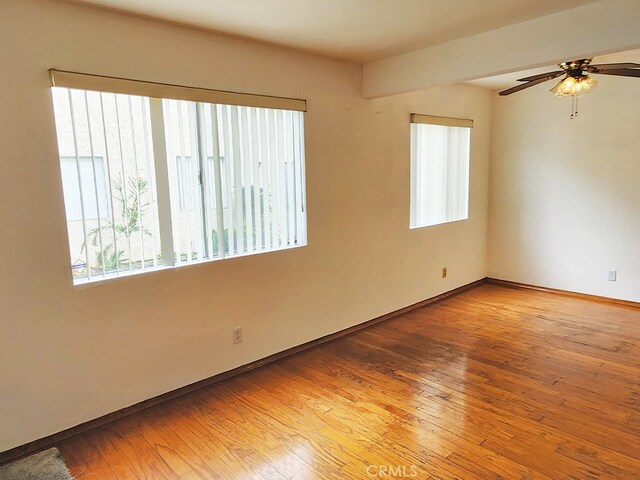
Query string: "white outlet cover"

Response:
xmin=608 ymin=270 xmax=617 ymax=282
xmin=233 ymin=327 xmax=243 ymax=344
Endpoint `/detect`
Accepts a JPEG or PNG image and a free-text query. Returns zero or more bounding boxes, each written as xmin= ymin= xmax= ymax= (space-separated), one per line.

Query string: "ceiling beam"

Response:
xmin=363 ymin=0 xmax=640 ymax=98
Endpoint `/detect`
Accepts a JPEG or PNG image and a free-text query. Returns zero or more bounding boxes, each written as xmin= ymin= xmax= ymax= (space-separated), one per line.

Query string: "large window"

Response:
xmin=410 ymin=114 xmax=471 ymax=228
xmin=50 ymin=73 xmax=306 ymax=284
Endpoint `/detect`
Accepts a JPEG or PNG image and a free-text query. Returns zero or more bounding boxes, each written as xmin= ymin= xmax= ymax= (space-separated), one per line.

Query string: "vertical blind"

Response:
xmin=52 ymin=88 xmax=161 ymax=280
xmin=162 ymin=100 xmax=306 ymax=265
xmin=410 ymin=114 xmax=472 ymax=228
xmin=50 ymin=71 xmax=307 ymax=284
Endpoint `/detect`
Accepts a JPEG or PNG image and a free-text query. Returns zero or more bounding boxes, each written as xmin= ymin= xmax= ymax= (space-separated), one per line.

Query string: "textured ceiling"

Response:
xmin=71 ymin=0 xmax=598 ymax=63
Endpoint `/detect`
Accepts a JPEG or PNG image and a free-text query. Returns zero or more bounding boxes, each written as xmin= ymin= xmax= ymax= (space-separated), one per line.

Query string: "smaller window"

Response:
xmin=410 ymin=114 xmax=472 ymax=228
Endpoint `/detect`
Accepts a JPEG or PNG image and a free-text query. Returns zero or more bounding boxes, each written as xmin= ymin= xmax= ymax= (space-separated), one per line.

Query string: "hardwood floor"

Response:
xmin=58 ymin=284 xmax=640 ymax=479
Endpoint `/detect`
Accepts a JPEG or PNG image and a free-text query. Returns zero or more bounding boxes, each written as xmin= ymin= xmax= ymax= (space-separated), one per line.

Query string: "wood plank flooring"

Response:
xmin=58 ymin=284 xmax=640 ymax=479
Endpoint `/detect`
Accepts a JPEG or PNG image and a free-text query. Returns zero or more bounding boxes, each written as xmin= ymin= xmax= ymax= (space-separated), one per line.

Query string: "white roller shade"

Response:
xmin=410 ymin=115 xmax=471 ymax=228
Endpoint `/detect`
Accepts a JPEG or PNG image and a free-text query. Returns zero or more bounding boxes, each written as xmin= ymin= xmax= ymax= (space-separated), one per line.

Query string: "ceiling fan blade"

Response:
xmin=593 ymin=68 xmax=640 ymax=77
xmin=517 ymin=70 xmax=563 ymax=82
xmin=498 ymin=75 xmax=562 ymax=96
xmin=588 ymin=62 xmax=640 ymax=70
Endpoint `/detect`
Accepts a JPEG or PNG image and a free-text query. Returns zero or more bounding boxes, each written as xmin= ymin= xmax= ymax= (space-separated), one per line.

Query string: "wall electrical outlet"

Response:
xmin=233 ymin=327 xmax=243 ymax=344
xmin=442 ymin=267 xmax=448 ymax=278
xmin=608 ymin=270 xmax=617 ymax=282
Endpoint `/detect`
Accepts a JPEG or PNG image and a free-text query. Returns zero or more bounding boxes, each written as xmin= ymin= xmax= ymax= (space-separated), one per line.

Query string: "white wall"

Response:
xmin=488 ymin=73 xmax=640 ymax=302
xmin=0 ymin=0 xmax=491 ymax=451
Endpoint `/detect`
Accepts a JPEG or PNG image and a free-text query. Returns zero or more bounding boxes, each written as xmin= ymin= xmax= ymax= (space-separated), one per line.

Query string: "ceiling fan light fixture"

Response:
xmin=550 ymin=75 xmax=599 ymax=97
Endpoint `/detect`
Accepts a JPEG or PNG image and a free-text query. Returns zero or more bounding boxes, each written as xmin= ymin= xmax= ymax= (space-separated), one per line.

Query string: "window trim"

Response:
xmin=49 ymin=69 xmax=307 ymax=112
xmin=410 ymin=113 xmax=473 ymax=128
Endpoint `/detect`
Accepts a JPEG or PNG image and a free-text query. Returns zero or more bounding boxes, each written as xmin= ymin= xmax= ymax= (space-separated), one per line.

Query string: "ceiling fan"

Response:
xmin=498 ymin=59 xmax=640 ymax=118
xmin=499 ymin=59 xmax=640 ymax=96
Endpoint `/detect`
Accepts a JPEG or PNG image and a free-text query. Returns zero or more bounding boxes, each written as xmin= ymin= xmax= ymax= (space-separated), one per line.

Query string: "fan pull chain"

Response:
xmin=570 ymin=94 xmax=579 ymax=119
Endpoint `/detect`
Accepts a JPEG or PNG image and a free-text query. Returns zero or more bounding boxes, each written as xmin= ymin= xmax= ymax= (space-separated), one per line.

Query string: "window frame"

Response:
xmin=49 ymin=71 xmax=307 ymax=285
xmin=409 ymin=113 xmax=472 ymax=229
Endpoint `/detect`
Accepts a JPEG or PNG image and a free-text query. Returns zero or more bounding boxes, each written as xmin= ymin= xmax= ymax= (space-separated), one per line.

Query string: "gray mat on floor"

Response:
xmin=0 ymin=448 xmax=74 ymax=480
